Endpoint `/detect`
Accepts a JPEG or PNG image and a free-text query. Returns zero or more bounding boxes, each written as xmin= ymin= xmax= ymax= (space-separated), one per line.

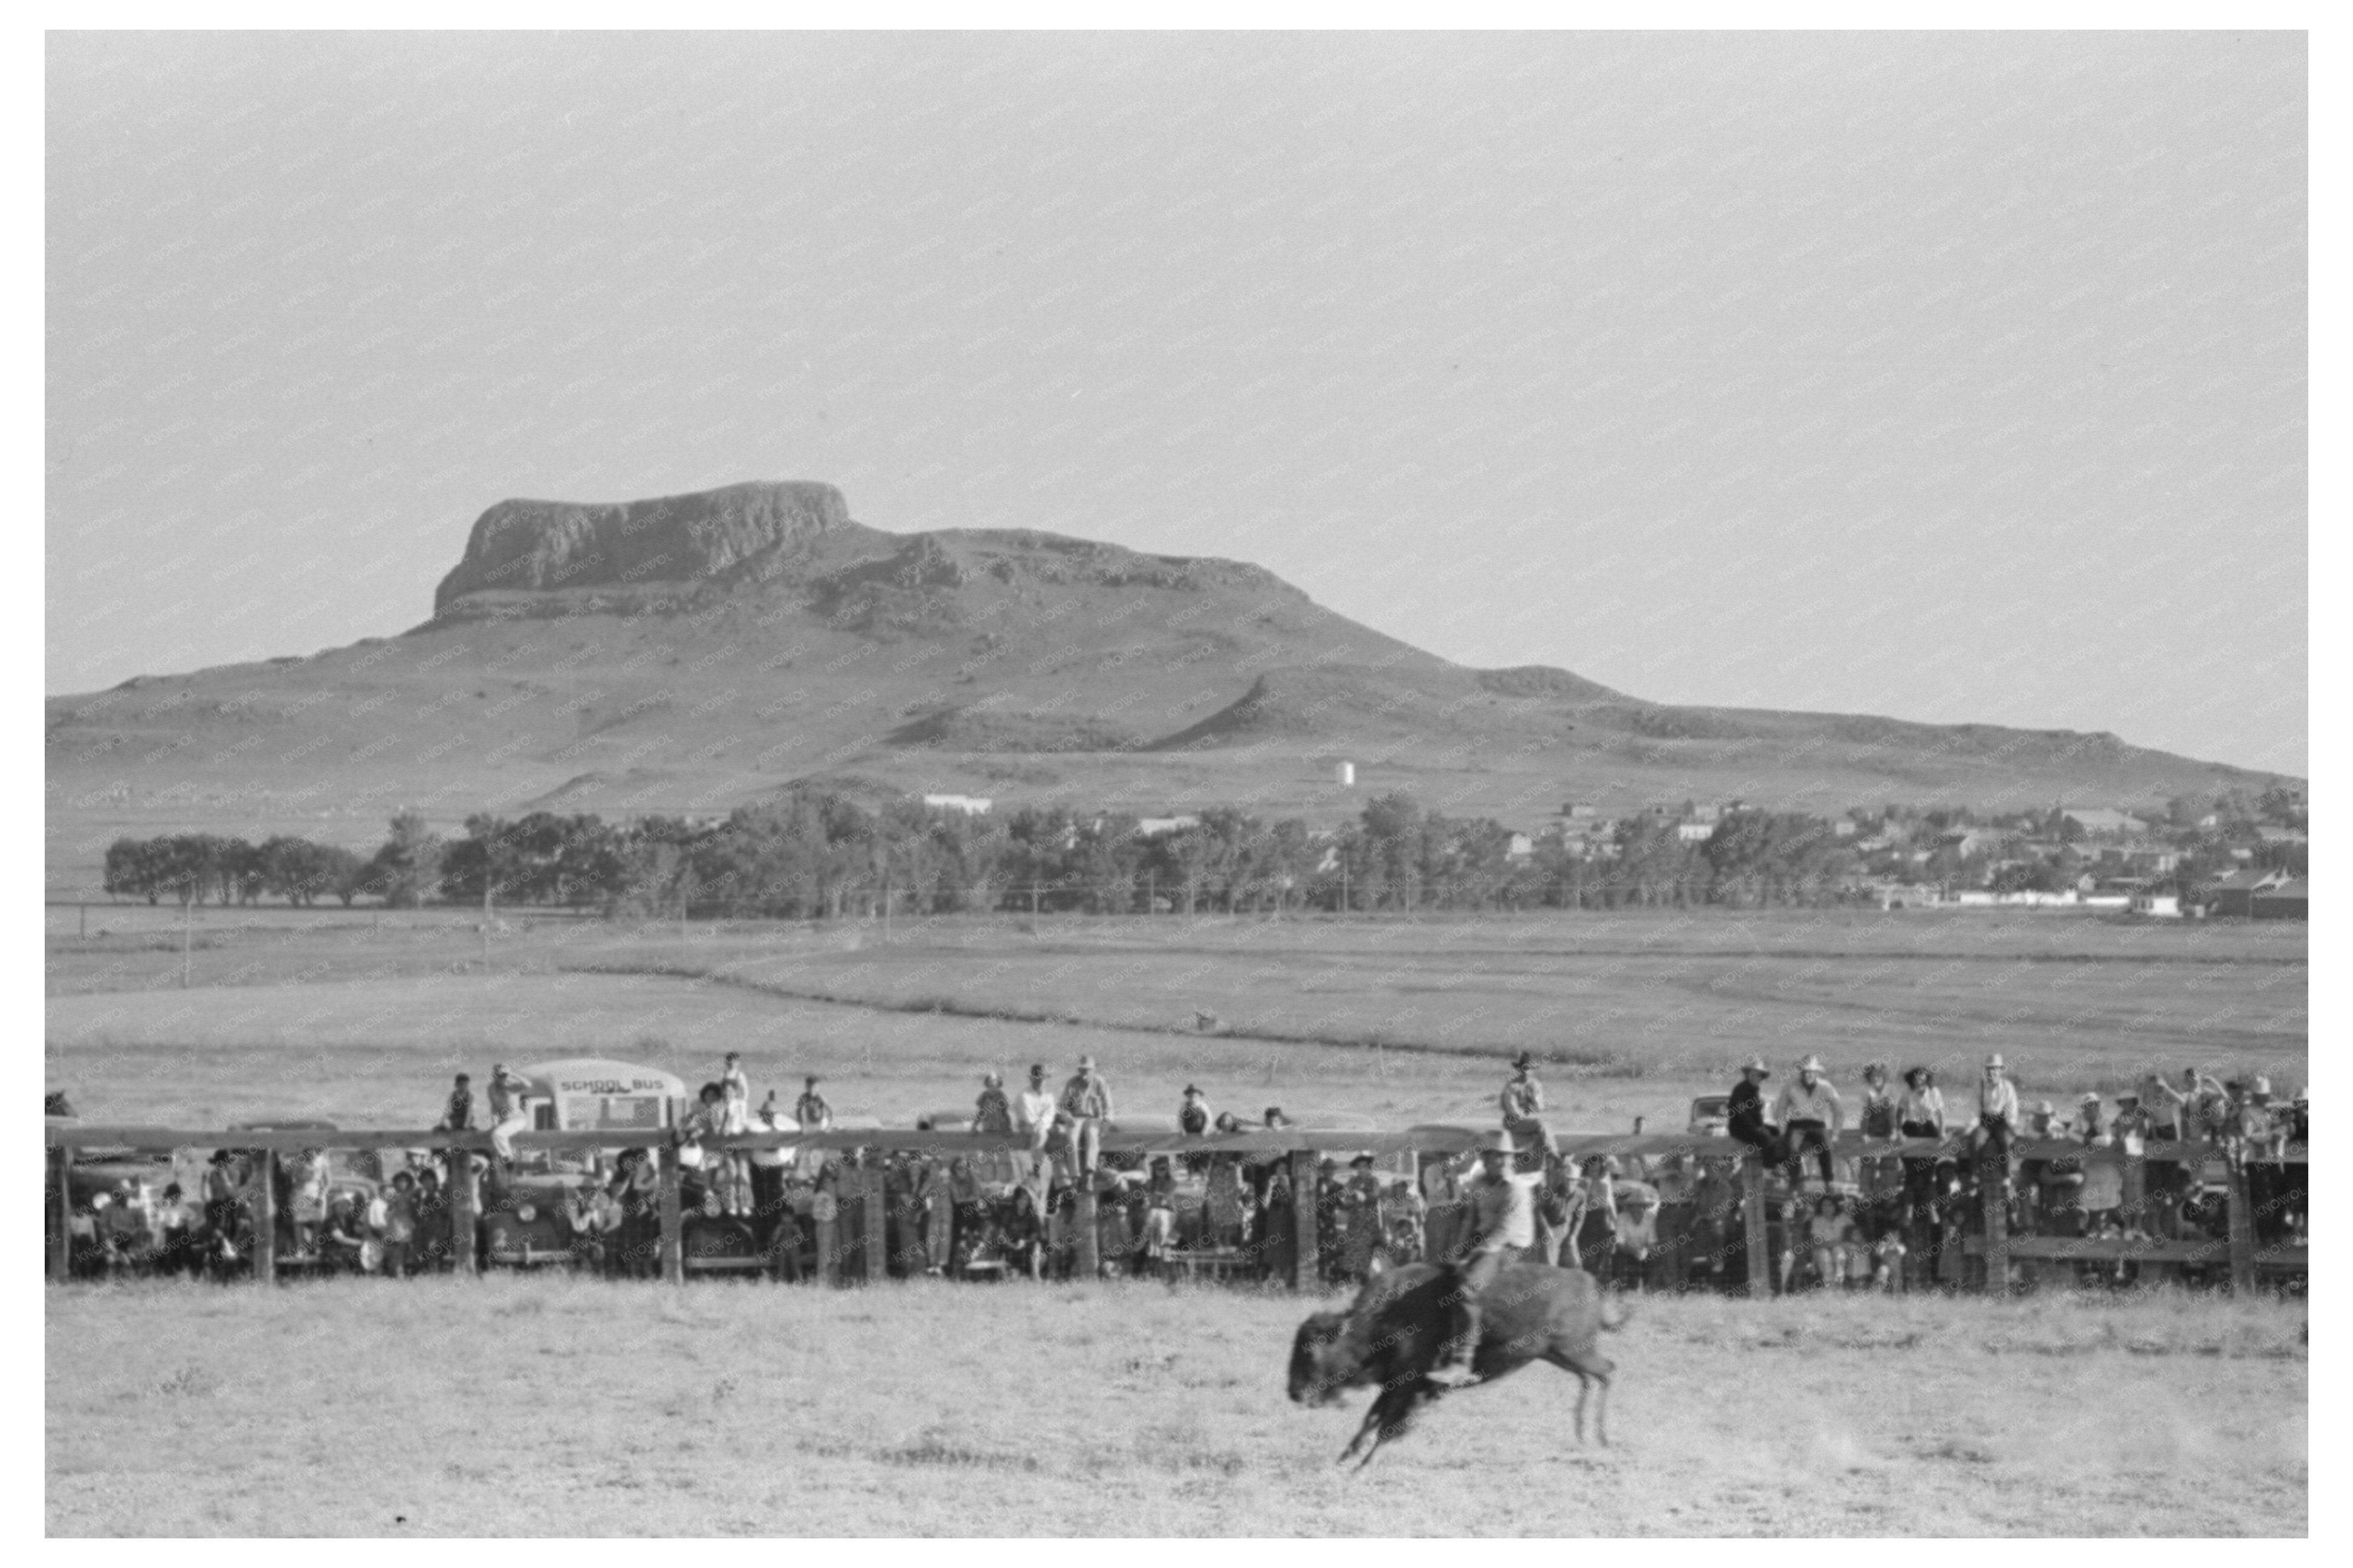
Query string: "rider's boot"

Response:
xmin=1426 ymin=1300 xmax=1481 ymax=1388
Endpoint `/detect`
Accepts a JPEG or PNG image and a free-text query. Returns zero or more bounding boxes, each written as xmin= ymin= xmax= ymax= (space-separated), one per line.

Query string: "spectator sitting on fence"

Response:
xmin=1859 ymin=1062 xmax=1898 ymax=1139
xmin=1727 ymin=1055 xmax=1784 ymax=1172
xmin=1014 ymin=1064 xmax=1057 ymax=1174
xmin=485 ymin=1062 xmax=533 ymax=1173
xmin=1974 ymin=1054 xmax=2020 ymax=1194
xmin=794 ymin=1075 xmax=834 ymax=1132
xmin=435 ymin=1072 xmax=474 ymax=1133
xmin=2151 ymin=1066 xmax=2228 ymax=1144
xmin=974 ymin=1072 xmax=1014 ymax=1136
xmin=1775 ymin=1055 xmax=1843 ymax=1192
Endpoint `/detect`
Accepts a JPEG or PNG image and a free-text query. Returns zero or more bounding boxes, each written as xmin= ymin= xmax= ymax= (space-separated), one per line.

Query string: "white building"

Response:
xmin=922 ymin=794 xmax=992 ymax=815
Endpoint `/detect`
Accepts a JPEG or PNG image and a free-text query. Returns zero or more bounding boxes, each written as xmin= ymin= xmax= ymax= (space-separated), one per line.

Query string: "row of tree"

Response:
xmin=102 ymin=792 xmax=1899 ymax=916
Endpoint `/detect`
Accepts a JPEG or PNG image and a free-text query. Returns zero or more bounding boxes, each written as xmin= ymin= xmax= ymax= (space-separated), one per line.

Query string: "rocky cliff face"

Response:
xmin=432 ymin=480 xmax=851 ymax=615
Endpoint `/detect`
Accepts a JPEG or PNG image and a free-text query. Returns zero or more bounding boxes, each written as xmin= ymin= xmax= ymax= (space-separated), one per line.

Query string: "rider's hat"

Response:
xmin=1479 ymin=1129 xmax=1516 ymax=1156
xmin=1741 ymin=1055 xmax=1771 ymax=1077
xmin=1510 ymin=1051 xmax=1535 ymax=1071
xmin=1984 ymin=1054 xmax=2006 ymax=1071
xmin=1798 ymin=1055 xmax=1825 ymax=1074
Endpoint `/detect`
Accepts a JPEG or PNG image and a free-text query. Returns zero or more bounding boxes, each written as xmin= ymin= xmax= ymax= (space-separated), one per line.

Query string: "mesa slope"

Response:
xmin=45 ymin=481 xmax=2290 ymax=889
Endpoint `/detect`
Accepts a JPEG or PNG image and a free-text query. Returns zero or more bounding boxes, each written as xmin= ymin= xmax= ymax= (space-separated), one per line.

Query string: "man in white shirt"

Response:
xmin=1428 ymin=1130 xmax=1536 ymax=1388
xmin=1976 ymin=1054 xmax=2021 ymax=1193
xmin=1774 ymin=1055 xmax=1844 ymax=1192
xmin=1014 ymin=1063 xmax=1058 ymax=1178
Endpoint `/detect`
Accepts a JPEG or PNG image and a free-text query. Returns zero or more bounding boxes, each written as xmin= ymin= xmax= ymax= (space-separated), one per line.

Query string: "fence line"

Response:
xmin=46 ymin=1123 xmax=2305 ymax=1294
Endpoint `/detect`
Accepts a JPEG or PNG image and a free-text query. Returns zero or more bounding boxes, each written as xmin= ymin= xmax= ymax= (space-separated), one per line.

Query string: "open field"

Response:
xmin=47 ymin=907 xmax=2307 ymax=1131
xmin=45 ymin=1278 xmax=2306 ymax=1536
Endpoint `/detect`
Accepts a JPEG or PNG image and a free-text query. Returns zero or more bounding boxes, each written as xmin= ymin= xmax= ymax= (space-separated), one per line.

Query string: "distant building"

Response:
xmin=2063 ymin=807 xmax=2146 ymax=836
xmin=1831 ymin=818 xmax=1857 ymax=837
xmin=1506 ymin=832 xmax=1534 ymax=860
xmin=1134 ymin=815 xmax=1200 ymax=837
xmin=2129 ymin=892 xmax=2182 ymax=918
xmin=922 ymin=794 xmax=992 ymax=815
xmin=1676 ymin=822 xmax=1714 ymax=843
xmin=2250 ymin=878 xmax=2308 ymax=921
xmin=2195 ymin=867 xmax=2288 ymax=918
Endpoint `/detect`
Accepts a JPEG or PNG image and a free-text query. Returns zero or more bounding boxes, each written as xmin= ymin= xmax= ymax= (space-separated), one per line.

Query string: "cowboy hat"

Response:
xmin=1510 ymin=1051 xmax=1535 ymax=1071
xmin=1798 ymin=1055 xmax=1826 ymax=1074
xmin=1183 ymin=1084 xmax=1202 ymax=1096
xmin=1984 ymin=1054 xmax=2006 ymax=1071
xmin=1479 ymin=1129 xmax=1517 ymax=1156
xmin=1741 ymin=1055 xmax=1771 ymax=1077
xmin=1350 ymin=1152 xmax=1377 ymax=1168
xmin=2080 ymin=1091 xmax=2101 ymax=1105
xmin=2252 ymin=1075 xmax=2273 ymax=1099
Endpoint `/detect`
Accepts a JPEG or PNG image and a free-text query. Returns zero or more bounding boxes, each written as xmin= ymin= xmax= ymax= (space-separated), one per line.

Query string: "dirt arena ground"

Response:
xmin=44 ymin=1278 xmax=2305 ymax=1537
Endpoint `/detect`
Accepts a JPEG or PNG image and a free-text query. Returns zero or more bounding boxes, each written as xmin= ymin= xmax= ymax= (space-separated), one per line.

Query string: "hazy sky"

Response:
xmin=46 ymin=31 xmax=2306 ymax=774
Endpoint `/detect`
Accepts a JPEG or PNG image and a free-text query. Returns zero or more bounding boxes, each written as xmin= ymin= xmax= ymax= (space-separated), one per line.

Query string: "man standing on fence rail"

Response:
xmin=485 ymin=1063 xmax=533 ymax=1171
xmin=1061 ymin=1054 xmax=1114 ymax=1176
xmin=1428 ymin=1129 xmax=1535 ymax=1389
xmin=1500 ymin=1051 xmax=1554 ymax=1164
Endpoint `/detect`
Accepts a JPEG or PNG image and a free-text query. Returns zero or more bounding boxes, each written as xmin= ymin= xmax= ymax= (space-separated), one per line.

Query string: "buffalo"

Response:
xmin=1288 ymin=1260 xmax=1629 ymax=1468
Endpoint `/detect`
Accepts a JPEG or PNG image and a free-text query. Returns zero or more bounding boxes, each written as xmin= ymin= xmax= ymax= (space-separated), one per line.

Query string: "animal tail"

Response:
xmin=1600 ymin=1294 xmax=1634 ymax=1333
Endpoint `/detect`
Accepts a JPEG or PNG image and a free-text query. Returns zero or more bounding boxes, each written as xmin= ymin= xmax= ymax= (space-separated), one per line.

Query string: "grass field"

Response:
xmin=44 ymin=1278 xmax=2306 ymax=1537
xmin=45 ymin=905 xmax=2308 ymax=1132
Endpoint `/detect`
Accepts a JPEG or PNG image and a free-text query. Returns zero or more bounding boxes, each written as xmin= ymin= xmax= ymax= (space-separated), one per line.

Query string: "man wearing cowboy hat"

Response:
xmin=1975 ymin=1054 xmax=2020 ymax=1193
xmin=1060 ymin=1055 xmax=1114 ymax=1176
xmin=1429 ymin=1129 xmax=1535 ymax=1388
xmin=1727 ymin=1055 xmax=1784 ymax=1168
xmin=1775 ymin=1055 xmax=1844 ymax=1192
xmin=1500 ymin=1051 xmax=1553 ymax=1163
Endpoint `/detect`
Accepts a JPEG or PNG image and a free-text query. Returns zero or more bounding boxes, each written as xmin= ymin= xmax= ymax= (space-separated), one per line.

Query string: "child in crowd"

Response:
xmin=1871 ymin=1224 xmax=1906 ymax=1292
xmin=1807 ymin=1195 xmax=1853 ymax=1292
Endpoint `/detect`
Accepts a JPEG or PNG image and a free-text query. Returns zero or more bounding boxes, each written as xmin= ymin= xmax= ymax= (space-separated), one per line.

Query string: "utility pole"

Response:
xmin=482 ymin=861 xmax=493 ymax=974
xmin=180 ymin=895 xmax=192 ymax=988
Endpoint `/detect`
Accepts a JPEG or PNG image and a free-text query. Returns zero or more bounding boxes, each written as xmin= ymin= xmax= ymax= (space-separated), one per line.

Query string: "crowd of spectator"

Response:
xmin=50 ymin=1046 xmax=2308 ymax=1292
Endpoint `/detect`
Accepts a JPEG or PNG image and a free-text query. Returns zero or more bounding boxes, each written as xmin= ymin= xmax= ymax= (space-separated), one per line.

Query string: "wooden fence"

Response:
xmin=45 ymin=1123 xmax=2307 ymax=1294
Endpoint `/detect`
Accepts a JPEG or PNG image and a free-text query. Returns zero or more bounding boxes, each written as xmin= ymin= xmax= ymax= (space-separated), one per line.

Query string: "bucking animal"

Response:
xmin=1287 ymin=1260 xmax=1629 ymax=1468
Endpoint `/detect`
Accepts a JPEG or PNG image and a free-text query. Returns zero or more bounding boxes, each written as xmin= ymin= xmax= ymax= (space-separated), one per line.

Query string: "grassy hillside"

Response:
xmin=46 ymin=1278 xmax=2306 ymax=1535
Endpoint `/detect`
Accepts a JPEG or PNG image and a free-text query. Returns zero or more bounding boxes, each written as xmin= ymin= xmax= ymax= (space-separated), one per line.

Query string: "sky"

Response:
xmin=45 ymin=31 xmax=2306 ymax=776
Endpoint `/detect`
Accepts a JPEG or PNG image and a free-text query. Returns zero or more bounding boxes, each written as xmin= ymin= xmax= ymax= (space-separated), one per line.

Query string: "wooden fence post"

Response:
xmin=2122 ymin=1144 xmax=2147 ymax=1238
xmin=1074 ymin=1179 xmax=1101 ymax=1280
xmin=815 ymin=1194 xmax=840 ymax=1288
xmin=49 ymin=1145 xmax=71 ymax=1283
xmin=1290 ymin=1148 xmax=1319 ymax=1292
xmin=1979 ymin=1151 xmax=2008 ymax=1295
xmin=862 ymin=1168 xmax=886 ymax=1285
xmin=251 ymin=1150 xmax=277 ymax=1286
xmin=2226 ymin=1155 xmax=2257 ymax=1294
xmin=657 ymin=1144 xmax=684 ymax=1285
xmin=1743 ymin=1152 xmax=1770 ymax=1298
xmin=447 ymin=1142 xmax=477 ymax=1277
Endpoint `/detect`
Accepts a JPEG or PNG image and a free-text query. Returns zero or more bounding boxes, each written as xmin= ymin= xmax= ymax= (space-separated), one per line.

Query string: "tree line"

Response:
xmin=100 ymin=792 xmax=1880 ymax=916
